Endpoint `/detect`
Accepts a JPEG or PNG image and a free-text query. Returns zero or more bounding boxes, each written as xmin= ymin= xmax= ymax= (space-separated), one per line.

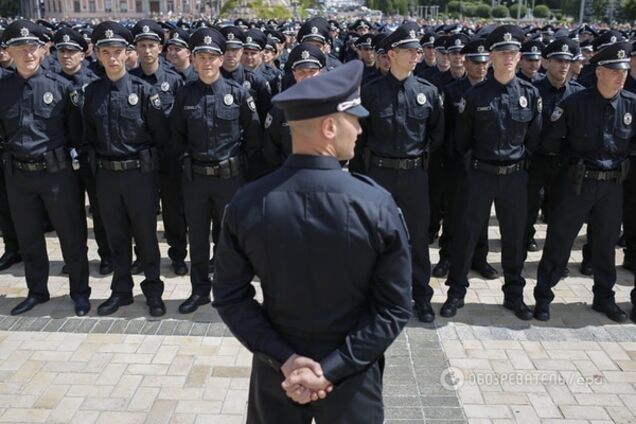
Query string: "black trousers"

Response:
xmin=624 ymin=157 xmax=636 ymax=264
xmin=77 ymin=165 xmax=111 ymax=261
xmin=159 ymin=171 xmax=187 ymax=262
xmin=367 ymin=165 xmax=432 ymax=304
xmin=0 ymin=161 xmax=19 ymax=254
xmin=428 ymin=150 xmax=445 ymax=238
xmin=182 ymin=173 xmax=243 ymax=295
xmin=5 ymin=167 xmax=89 ymax=301
xmin=525 ymin=153 xmax=562 ymax=244
xmin=247 ymin=356 xmax=383 ymax=424
xmin=95 ymin=169 xmax=162 ymax=298
xmin=535 ymin=170 xmax=622 ymax=304
xmin=446 ymin=168 xmax=528 ymax=299
xmin=439 ymin=158 xmax=489 ymax=265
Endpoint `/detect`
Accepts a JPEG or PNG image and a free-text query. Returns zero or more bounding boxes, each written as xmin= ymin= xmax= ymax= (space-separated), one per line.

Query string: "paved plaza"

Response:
xmin=0 ymin=209 xmax=635 ymax=423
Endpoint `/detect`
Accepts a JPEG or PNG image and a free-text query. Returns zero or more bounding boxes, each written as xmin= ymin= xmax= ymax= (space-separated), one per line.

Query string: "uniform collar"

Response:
xmin=386 ymin=71 xmax=415 ymax=88
xmin=593 ymin=85 xmax=620 ymax=108
xmin=110 ymin=72 xmax=131 ymax=91
xmin=284 ymin=154 xmax=343 ymax=170
xmin=196 ymin=75 xmax=225 ymax=92
xmin=18 ymin=66 xmax=43 ymax=86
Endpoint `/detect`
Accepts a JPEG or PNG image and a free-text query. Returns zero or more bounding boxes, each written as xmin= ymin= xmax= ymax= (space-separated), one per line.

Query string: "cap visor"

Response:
xmin=292 ymin=62 xmax=322 ymax=70
xmin=522 ymin=54 xmax=541 ymax=60
xmin=343 ymin=104 xmax=369 ymax=118
xmin=547 ymin=54 xmax=573 ymax=61
xmin=491 ymin=44 xmax=520 ymax=52
xmin=601 ymin=62 xmax=630 ymax=70
xmin=394 ymin=41 xmax=421 ymax=50
xmin=467 ymin=55 xmax=489 ymax=62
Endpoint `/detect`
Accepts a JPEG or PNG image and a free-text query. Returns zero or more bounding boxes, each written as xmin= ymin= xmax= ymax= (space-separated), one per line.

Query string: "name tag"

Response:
xmin=183 ymin=106 xmax=199 ymax=111
xmin=476 ymin=106 xmax=492 ymax=112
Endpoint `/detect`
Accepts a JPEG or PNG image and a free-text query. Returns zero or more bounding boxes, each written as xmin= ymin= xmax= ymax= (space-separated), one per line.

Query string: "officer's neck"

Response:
xmin=493 ymin=69 xmax=515 ymax=85
xmin=390 ymin=67 xmax=411 ymax=81
xmin=173 ymin=61 xmax=191 ymax=72
xmin=106 ymin=68 xmax=127 ymax=82
xmin=468 ymin=75 xmax=485 ymax=86
xmin=140 ymin=60 xmax=159 ymax=76
xmin=199 ymin=72 xmax=220 ymax=86
xmin=546 ymin=72 xmax=566 ymax=89
xmin=450 ymin=66 xmax=465 ymax=79
xmin=16 ymin=64 xmax=40 ymax=80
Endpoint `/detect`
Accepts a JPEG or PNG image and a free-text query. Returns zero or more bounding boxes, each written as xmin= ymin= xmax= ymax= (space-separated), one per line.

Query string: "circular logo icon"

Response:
xmin=43 ymin=92 xmax=54 ymax=105
xmin=440 ymin=367 xmax=465 ymax=391
xmin=128 ymin=93 xmax=139 ymax=106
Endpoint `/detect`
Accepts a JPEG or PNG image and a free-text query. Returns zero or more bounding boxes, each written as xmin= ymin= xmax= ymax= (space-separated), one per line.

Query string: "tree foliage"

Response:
xmin=492 ymin=4 xmax=510 ymax=16
xmin=533 ymin=4 xmax=551 ymax=16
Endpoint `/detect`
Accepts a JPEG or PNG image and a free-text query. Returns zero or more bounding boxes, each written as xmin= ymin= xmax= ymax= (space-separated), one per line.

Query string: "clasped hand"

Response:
xmin=280 ymin=354 xmax=333 ymax=404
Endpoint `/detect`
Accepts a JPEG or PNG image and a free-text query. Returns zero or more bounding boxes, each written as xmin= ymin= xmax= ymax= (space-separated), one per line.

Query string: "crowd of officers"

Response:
xmin=0 ymin=15 xmax=634 ymax=325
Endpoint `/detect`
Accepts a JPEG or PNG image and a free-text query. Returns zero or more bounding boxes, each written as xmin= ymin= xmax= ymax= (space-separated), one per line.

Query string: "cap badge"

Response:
xmin=409 ymin=30 xmax=416 ymax=39
xmin=455 ymin=38 xmax=462 ymax=46
xmin=173 ymin=32 xmax=179 ymax=39
xmin=161 ymin=81 xmax=170 ymax=92
xmin=143 ymin=25 xmax=150 ymax=34
xmin=128 ymin=93 xmax=139 ymax=106
xmin=43 ymin=92 xmax=53 ymax=105
xmin=625 ymin=112 xmax=632 ymax=125
xmin=531 ymin=46 xmax=538 ymax=53
xmin=301 ymin=50 xmax=310 ymax=59
xmin=20 ymin=27 xmax=29 ymax=37
xmin=503 ymin=32 xmax=512 ymax=42
xmin=62 ymin=34 xmax=70 ymax=43
xmin=618 ymin=49 xmax=626 ymax=59
xmin=610 ymin=35 xmax=617 ymax=43
xmin=246 ymin=36 xmax=253 ymax=43
xmin=105 ymin=29 xmax=114 ymax=39
xmin=417 ymin=93 xmax=427 ymax=105
xmin=224 ymin=94 xmax=234 ymax=106
xmin=429 ymin=36 xmax=434 ymax=43
xmin=477 ymin=45 xmax=485 ymax=53
xmin=204 ymin=35 xmax=212 ymax=45
xmin=561 ymin=44 xmax=569 ymax=52
xmin=519 ymin=96 xmax=528 ymax=108
xmin=311 ymin=26 xmax=318 ymax=34
xmin=227 ymin=33 xmax=235 ymax=40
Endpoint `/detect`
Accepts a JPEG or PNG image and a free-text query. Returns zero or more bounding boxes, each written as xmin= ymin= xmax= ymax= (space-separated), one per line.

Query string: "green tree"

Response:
xmin=533 ymin=3 xmax=551 ymax=16
xmin=447 ymin=0 xmax=462 ymax=13
xmin=622 ymin=0 xmax=636 ymax=19
xmin=475 ymin=3 xmax=492 ymax=17
xmin=509 ymin=2 xmax=528 ymax=17
xmin=492 ymin=4 xmax=510 ymax=16
xmin=0 ymin=0 xmax=18 ymax=16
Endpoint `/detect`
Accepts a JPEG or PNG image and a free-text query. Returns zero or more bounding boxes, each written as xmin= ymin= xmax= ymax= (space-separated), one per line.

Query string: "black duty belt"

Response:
xmin=192 ymin=157 xmax=240 ymax=178
xmin=97 ymin=159 xmax=141 ymax=171
xmin=14 ymin=160 xmax=48 ymax=172
xmin=371 ymin=155 xmax=427 ymax=170
xmin=584 ymin=169 xmax=621 ymax=181
xmin=472 ymin=159 xmax=524 ymax=176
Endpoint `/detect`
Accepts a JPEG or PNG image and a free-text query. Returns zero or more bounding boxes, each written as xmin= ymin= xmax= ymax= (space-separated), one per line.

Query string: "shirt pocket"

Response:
xmin=118 ymin=103 xmax=145 ymax=143
xmin=215 ymin=106 xmax=241 ymax=144
xmin=372 ymin=104 xmax=394 ymax=141
xmin=613 ymin=126 xmax=633 ymax=153
xmin=405 ymin=104 xmax=430 ymax=143
xmin=509 ymin=107 xmax=533 ymax=146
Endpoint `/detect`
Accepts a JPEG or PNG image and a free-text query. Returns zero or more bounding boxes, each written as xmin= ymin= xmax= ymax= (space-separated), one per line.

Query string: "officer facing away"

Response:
xmin=213 ymin=60 xmax=412 ymax=423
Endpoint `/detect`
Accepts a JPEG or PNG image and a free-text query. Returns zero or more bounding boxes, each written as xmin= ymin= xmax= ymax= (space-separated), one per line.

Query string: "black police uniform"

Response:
xmin=171 ymin=27 xmax=261 ymax=313
xmin=83 ymin=22 xmax=170 ymax=316
xmin=525 ymin=39 xmax=584 ymax=254
xmin=130 ymin=24 xmax=188 ymax=272
xmin=213 ymin=61 xmax=411 ymax=424
xmin=535 ymin=42 xmax=636 ymax=322
xmin=350 ymin=24 xmax=444 ymax=322
xmin=621 ymin=52 xmax=636 ymax=271
xmin=442 ymin=26 xmax=542 ymax=320
xmin=53 ymin=27 xmax=112 ymax=273
xmin=0 ymin=21 xmax=90 ymax=315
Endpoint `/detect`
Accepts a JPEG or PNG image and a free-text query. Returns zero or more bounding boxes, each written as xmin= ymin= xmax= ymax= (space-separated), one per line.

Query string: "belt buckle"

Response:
xmin=112 ymin=161 xmax=123 ymax=171
xmin=497 ymin=166 xmax=506 ymax=176
xmin=397 ymin=159 xmax=409 ymax=170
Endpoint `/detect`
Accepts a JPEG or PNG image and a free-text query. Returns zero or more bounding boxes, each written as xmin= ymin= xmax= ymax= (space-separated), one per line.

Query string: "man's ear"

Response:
xmin=321 ymin=115 xmax=337 ymax=140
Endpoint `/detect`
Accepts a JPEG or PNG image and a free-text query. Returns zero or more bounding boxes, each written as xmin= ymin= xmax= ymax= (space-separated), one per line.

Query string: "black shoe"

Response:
xmin=579 ymin=260 xmax=593 ymax=276
xmin=440 ymin=296 xmax=464 ymax=318
xmin=172 ymin=260 xmax=188 ymax=276
xmin=99 ymin=258 xmax=113 ymax=275
xmin=130 ymin=259 xmax=142 ymax=275
xmin=147 ymin=297 xmax=166 ymax=317
xmin=592 ymin=300 xmax=627 ymax=323
xmin=533 ymin=301 xmax=550 ymax=321
xmin=97 ymin=295 xmax=133 ymax=316
xmin=74 ymin=297 xmax=91 ymax=316
xmin=61 ymin=264 xmax=69 ymax=275
xmin=562 ymin=267 xmax=570 ymax=278
xmin=471 ymin=263 xmax=498 ymax=280
xmin=432 ymin=259 xmax=450 ymax=278
xmin=526 ymin=238 xmax=539 ymax=252
xmin=209 ymin=258 xmax=215 ymax=274
xmin=503 ymin=299 xmax=534 ymax=321
xmin=631 ymin=307 xmax=636 ymax=323
xmin=0 ymin=252 xmax=22 ymax=271
xmin=11 ymin=297 xmax=48 ymax=315
xmin=414 ymin=302 xmax=435 ymax=323
xmin=623 ymin=255 xmax=634 ymax=272
xmin=178 ymin=294 xmax=211 ymax=314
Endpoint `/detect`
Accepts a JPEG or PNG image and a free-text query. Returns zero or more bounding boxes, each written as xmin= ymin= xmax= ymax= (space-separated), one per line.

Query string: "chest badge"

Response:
xmin=625 ymin=112 xmax=632 ymax=125
xmin=264 ymin=113 xmax=273 ymax=128
xmin=128 ymin=93 xmax=139 ymax=106
xmin=224 ymin=94 xmax=234 ymax=106
xmin=160 ymin=81 xmax=170 ymax=92
xmin=458 ymin=98 xmax=466 ymax=113
xmin=519 ymin=95 xmax=528 ymax=108
xmin=416 ymin=93 xmax=427 ymax=105
xmin=43 ymin=92 xmax=54 ymax=105
xmin=243 ymin=81 xmax=251 ymax=90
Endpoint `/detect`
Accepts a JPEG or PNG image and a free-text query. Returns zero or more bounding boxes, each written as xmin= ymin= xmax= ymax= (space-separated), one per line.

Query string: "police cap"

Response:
xmin=354 ymin=35 xmax=374 ymax=49
xmin=590 ymin=41 xmax=631 ymax=69
xmin=520 ymin=39 xmax=545 ymax=60
xmin=3 ymin=20 xmax=47 ymax=46
xmin=91 ymin=21 xmax=133 ymax=48
xmin=486 ymin=24 xmax=524 ymax=52
xmin=166 ymin=27 xmax=190 ymax=48
xmin=220 ymin=26 xmax=245 ymax=49
xmin=382 ymin=22 xmax=421 ymax=51
xmin=542 ymin=38 xmax=578 ymax=61
xmin=288 ymin=43 xmax=325 ymax=70
xmin=297 ymin=17 xmax=330 ymax=45
xmin=131 ymin=19 xmax=163 ymax=44
xmin=272 ymin=60 xmax=368 ymax=121
xmin=189 ymin=27 xmax=225 ymax=55
xmin=461 ymin=38 xmax=489 ymax=62
xmin=53 ymin=27 xmax=88 ymax=52
xmin=592 ymin=30 xmax=624 ymax=52
xmin=243 ymin=28 xmax=267 ymax=51
xmin=446 ymin=33 xmax=469 ymax=53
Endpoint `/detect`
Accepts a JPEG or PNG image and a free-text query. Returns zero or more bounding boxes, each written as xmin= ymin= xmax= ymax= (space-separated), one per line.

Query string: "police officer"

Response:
xmin=0 ymin=20 xmax=91 ymax=316
xmin=83 ymin=21 xmax=170 ymax=317
xmin=517 ymin=39 xmax=545 ymax=82
xmin=371 ymin=32 xmax=390 ymax=79
xmin=52 ymin=27 xmax=113 ymax=276
xmin=414 ymin=31 xmax=437 ymax=75
xmin=525 ymin=38 xmax=584 ymax=256
xmin=440 ymin=25 xmax=542 ymax=320
xmin=213 ymin=59 xmax=411 ymax=424
xmin=130 ymin=20 xmax=188 ymax=277
xmin=171 ymin=28 xmax=261 ymax=314
xmin=534 ymin=42 xmax=636 ymax=323
xmin=263 ymin=43 xmax=325 ymax=170
xmin=350 ymin=23 xmax=444 ymax=323
xmin=354 ymin=34 xmax=376 ymax=84
xmin=435 ymin=37 xmax=497 ymax=282
xmin=165 ymin=27 xmax=198 ymax=82
xmin=620 ymin=44 xmax=636 ymax=273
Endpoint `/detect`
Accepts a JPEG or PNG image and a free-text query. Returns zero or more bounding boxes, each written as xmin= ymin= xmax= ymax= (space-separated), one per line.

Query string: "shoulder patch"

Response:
xmin=264 ymin=112 xmax=273 ymax=128
xmin=537 ymin=97 xmax=542 ymax=113
xmin=550 ymin=106 xmax=564 ymax=122
xmin=70 ymin=89 xmax=82 ymax=107
xmin=458 ymin=98 xmax=466 ymax=114
xmin=247 ymin=96 xmax=256 ymax=112
xmin=150 ymin=93 xmax=162 ymax=110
